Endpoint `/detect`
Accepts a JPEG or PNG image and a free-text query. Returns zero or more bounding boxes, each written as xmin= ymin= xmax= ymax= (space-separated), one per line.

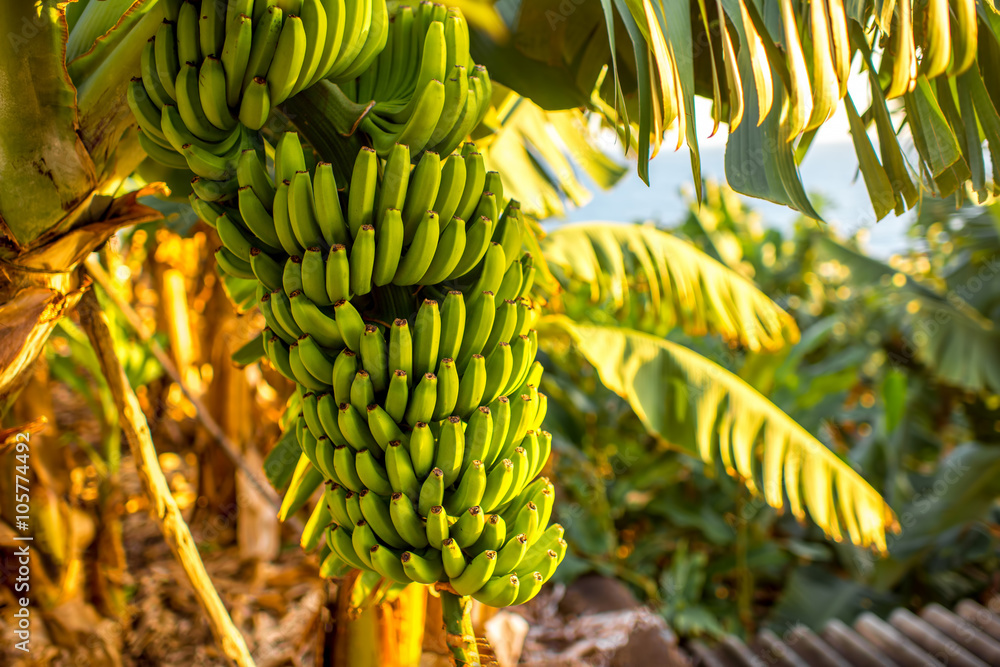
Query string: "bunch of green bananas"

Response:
xmin=337 ymin=2 xmax=491 ymax=157
xmin=127 ymin=0 xmax=387 ymax=179
xmin=227 ymin=134 xmax=562 ymax=604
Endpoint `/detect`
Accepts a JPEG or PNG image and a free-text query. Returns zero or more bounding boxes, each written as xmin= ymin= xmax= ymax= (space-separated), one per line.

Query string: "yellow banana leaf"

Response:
xmin=541 ymin=222 xmax=799 ymax=352
xmin=545 ymin=317 xmax=899 ymax=552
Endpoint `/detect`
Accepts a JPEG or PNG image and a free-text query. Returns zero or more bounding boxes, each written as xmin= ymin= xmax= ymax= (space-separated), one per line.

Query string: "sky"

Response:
xmin=562 ymin=91 xmax=916 ymax=258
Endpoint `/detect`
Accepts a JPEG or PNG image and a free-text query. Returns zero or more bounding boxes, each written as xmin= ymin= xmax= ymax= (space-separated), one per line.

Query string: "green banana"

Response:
xmin=390 ymin=492 xmax=428 ymax=549
xmin=481 ymin=458 xmax=513 ymax=512
xmin=439 ymin=290 xmax=466 ymax=367
xmin=470 ymin=243 xmax=507 ymax=309
xmin=409 ymin=423 xmax=436 ymax=479
xmin=267 ymin=13 xmax=306 ymax=104
xmin=315 ymin=437 xmax=338 ymax=482
xmin=402 ymin=550 xmax=444 ymax=584
xmin=221 ymin=10 xmax=252 ymax=107
xmin=265 ymin=334 xmax=296 ymax=380
xmin=333 ymin=444 xmax=364 ymax=492
xmin=456 ymin=290 xmax=495 ymax=371
xmin=359 ymin=324 xmax=388 ymax=392
xmin=435 ymin=416 xmax=465 ymax=487
xmin=176 ymin=62 xmax=233 ymax=142
xmin=273 ymin=179 xmax=304 ymax=256
xmin=216 ymin=212 xmax=255 ymax=261
xmin=350 ymin=370 xmax=375 ymax=414
xmin=485 ymin=395 xmax=510 ymax=469
xmin=451 ymin=549 xmax=496 ymax=595
xmin=447 ymin=215 xmax=493 ymax=280
xmin=314 ymin=162 xmax=350 ymax=246
xmin=433 ymin=153 xmax=467 ymax=223
xmin=471 ymin=513 xmax=506 ymax=553
xmin=283 ymin=256 xmax=304 ymax=294
xmin=333 ymin=299 xmax=365 ymax=351
xmin=308 ymin=0 xmax=347 ymax=88
xmin=176 ymin=0 xmax=201 ymax=66
xmin=367 ymin=404 xmax=406 ymax=450
xmin=454 ymin=353 xmax=486 ymax=417
xmin=473 ymin=573 xmax=520 ymax=608
xmin=388 ymin=318 xmax=413 ymax=382
xmin=434 ymin=358 xmax=459 ymax=421
xmin=345 ymin=490 xmax=364 ymax=525
xmin=495 ymin=532 xmax=528 ymax=574
xmin=198 ymin=56 xmax=236 ymax=130
xmin=441 ymin=538 xmax=467 ymax=579
xmin=289 ymin=170 xmax=326 ymax=249
xmin=293 ymin=0 xmax=329 ymax=92
xmin=269 ymin=289 xmax=304 ymax=340
xmin=405 ymin=373 xmax=437 ymax=427
xmin=495 ymin=261 xmax=523 ymax=304
xmin=419 ymin=215 xmax=466 ymax=285
xmin=356 ymin=449 xmax=393 ymax=495
xmin=289 ymin=342 xmax=330 ymax=390
xmin=360 ymin=489 xmax=407 ymax=549
xmin=351 ymin=519 xmax=377 ymax=568
xmin=386 ymin=441 xmax=421 ymax=502
xmin=426 ymin=504 xmax=449 ymax=549
xmin=445 ymin=460 xmax=486 ymax=515
xmin=154 ymin=20 xmax=180 ymax=100
xmin=393 ymin=210 xmax=439 ymax=286
xmin=370 ymin=544 xmax=409 ymax=584
xmin=373 ymin=208 xmax=404 ymax=286
xmin=482 ymin=342 xmax=513 ymax=405
xmin=327 ymin=524 xmax=367 ymax=570
xmin=298 ymin=334 xmax=336 ymax=384
xmin=128 ymin=78 xmax=167 ymax=142
xmin=239 ymin=187 xmax=283 ymax=250
xmin=243 ymin=4 xmax=283 ymax=89
xmin=325 ymin=484 xmax=353 ymax=528
xmin=412 ymin=298 xmax=440 ymax=380
xmin=276 ymin=131 xmax=307 ymax=184
xmin=317 ymin=393 xmax=350 ymax=447
xmin=331 ymin=349 xmax=359 ymax=405
xmin=385 ymin=370 xmax=409 ymax=423
xmin=325 ymin=245 xmax=351 ymax=303
xmin=376 ymin=143 xmax=411 ymax=226
xmin=141 ymin=38 xmax=171 ymax=109
xmin=418 ymin=467 xmax=445 ymax=517
xmin=350 ymin=224 xmax=376 ymax=296
xmin=347 ymin=146 xmax=378 ymax=237
xmin=290 ymin=291 xmax=343 ymax=348
xmin=452 ymin=505 xmax=486 ymax=548
xmin=301 ymin=247 xmax=331 ymax=306
xmin=216 ymin=247 xmax=255 ymax=279
xmin=338 ymin=402 xmax=380 ymax=453
xmin=462 ymin=406 xmax=493 ymax=472
xmin=238 ymin=75 xmax=271 ymax=130
xmin=401 ymin=150 xmax=442 ymax=239
xmin=455 ymin=149 xmax=486 ymax=223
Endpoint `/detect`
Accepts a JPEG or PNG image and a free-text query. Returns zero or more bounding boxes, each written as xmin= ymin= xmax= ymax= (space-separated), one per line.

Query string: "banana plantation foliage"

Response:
xmin=0 ymin=0 xmax=998 ymax=665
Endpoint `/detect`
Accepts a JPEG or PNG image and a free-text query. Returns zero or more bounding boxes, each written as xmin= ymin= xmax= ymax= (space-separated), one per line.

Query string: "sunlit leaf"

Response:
xmin=545 ymin=318 xmax=899 ymax=552
xmin=541 ymin=223 xmax=799 ymax=352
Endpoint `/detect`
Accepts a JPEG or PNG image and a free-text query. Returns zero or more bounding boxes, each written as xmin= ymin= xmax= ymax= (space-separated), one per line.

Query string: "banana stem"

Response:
xmin=78 ymin=287 xmax=256 ymax=667
xmin=439 ymin=591 xmax=481 ymax=667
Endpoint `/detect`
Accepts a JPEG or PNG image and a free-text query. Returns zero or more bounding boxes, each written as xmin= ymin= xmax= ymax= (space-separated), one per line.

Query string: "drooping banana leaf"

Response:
xmin=543 ymin=317 xmax=899 ymax=552
xmin=541 ymin=222 xmax=800 ymax=352
xmin=471 ymin=0 xmax=1000 ymax=218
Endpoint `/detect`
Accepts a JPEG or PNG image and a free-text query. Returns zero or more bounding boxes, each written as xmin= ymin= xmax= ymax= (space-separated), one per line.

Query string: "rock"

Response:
xmin=558 ymin=575 xmax=641 ymax=617
xmin=485 ymin=611 xmax=530 ymax=667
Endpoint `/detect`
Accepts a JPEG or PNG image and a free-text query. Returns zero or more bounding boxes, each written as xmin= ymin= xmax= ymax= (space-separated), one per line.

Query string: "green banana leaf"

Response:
xmin=542 ymin=316 xmax=899 ymax=552
xmin=541 ymin=222 xmax=800 ymax=352
xmin=471 ymin=0 xmax=1000 ymax=217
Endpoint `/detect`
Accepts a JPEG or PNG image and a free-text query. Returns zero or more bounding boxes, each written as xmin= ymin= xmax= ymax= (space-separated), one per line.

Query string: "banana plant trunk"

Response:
xmin=0 ymin=0 xmax=165 ymax=417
